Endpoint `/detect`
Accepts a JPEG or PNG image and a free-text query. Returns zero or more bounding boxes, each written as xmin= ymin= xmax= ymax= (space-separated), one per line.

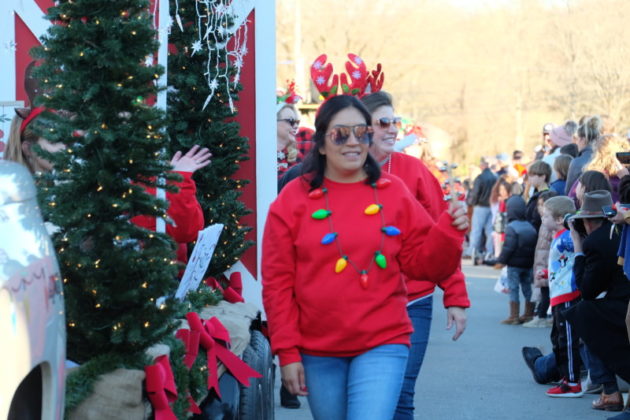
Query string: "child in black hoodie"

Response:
xmin=495 ymin=195 xmax=538 ymax=324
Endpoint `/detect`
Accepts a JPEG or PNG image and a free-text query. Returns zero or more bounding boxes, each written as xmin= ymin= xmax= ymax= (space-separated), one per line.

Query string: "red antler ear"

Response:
xmin=339 ymin=53 xmax=368 ymax=96
xmin=311 ymin=54 xmax=339 ymax=99
xmin=364 ymin=63 xmax=384 ymax=96
xmin=285 ymin=80 xmax=302 ymax=104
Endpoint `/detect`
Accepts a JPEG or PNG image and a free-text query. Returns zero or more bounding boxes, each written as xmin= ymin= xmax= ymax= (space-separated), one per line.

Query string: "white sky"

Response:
xmin=445 ymin=0 xmax=571 ymax=11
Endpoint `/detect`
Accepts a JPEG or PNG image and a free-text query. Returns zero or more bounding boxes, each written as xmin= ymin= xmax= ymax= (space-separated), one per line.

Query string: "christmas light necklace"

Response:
xmin=309 ymin=178 xmax=401 ymax=289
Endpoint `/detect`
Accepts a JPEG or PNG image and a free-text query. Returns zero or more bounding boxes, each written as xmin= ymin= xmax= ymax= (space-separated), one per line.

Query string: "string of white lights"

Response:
xmin=180 ymin=0 xmax=248 ymax=111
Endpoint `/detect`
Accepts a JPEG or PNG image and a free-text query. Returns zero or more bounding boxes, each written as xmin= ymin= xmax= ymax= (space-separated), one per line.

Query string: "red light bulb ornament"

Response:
xmin=360 ymin=271 xmax=369 ymax=289
xmin=308 ymin=188 xmax=326 ymax=199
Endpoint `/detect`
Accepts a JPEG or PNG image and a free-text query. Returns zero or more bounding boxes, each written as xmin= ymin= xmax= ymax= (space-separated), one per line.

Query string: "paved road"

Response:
xmin=274 ymin=261 xmax=611 ymax=419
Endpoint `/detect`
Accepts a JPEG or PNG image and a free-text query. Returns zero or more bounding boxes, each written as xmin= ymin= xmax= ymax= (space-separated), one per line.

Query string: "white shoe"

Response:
xmin=522 ymin=317 xmax=548 ymax=328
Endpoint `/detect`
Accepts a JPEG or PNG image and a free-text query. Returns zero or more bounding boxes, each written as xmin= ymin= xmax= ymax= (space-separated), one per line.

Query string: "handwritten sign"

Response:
xmin=175 ymin=224 xmax=224 ymax=300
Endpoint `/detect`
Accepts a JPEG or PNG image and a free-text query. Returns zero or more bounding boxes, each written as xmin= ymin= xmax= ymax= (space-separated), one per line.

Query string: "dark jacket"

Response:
xmin=574 ymin=221 xmax=630 ymax=301
xmin=564 ymin=220 xmax=630 ymax=383
xmin=467 ymin=168 xmax=497 ymax=207
xmin=550 ymin=179 xmax=566 ymax=196
xmin=525 ymin=188 xmax=548 ymax=233
xmin=497 ymin=195 xmax=538 ymax=268
xmin=278 ymin=162 xmax=303 ymax=192
xmin=565 ymin=145 xmax=594 ymax=195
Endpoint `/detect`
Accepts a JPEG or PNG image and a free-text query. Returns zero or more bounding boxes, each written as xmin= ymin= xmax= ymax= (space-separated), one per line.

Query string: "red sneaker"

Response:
xmin=546 ymin=379 xmax=584 ymax=398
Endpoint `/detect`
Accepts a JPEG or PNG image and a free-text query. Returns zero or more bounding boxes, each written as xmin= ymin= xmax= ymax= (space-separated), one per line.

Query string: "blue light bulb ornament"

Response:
xmin=321 ymin=232 xmax=338 ymax=245
xmin=381 ymin=226 xmax=401 ymax=236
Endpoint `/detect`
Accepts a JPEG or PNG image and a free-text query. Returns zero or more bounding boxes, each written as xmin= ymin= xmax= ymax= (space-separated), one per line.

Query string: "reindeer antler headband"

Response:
xmin=276 ymin=80 xmax=302 ymax=113
xmin=310 ymin=53 xmax=385 ymax=100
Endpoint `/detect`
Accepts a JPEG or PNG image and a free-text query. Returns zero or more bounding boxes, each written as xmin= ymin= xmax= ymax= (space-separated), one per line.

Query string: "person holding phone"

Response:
xmin=564 ymin=190 xmax=630 ymax=415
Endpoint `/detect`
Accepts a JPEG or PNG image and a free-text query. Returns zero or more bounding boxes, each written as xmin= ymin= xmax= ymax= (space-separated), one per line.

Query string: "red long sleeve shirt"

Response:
xmin=131 ymin=171 xmax=204 ymax=262
xmin=262 ymin=173 xmax=464 ymax=366
xmin=387 ymin=152 xmax=470 ymax=308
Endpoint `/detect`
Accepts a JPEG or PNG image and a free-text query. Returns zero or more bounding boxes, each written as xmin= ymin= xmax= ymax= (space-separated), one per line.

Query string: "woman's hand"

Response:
xmin=446 ymin=306 xmax=467 ymax=341
xmin=612 ymin=202 xmax=630 ymax=225
xmin=171 ymin=145 xmax=212 ymax=173
xmin=448 ymin=202 xmax=469 ymax=231
xmin=281 ymin=362 xmax=308 ymax=396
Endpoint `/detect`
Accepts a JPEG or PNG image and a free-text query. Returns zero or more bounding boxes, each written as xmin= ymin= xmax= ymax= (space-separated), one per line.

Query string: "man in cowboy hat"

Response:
xmin=563 ymin=190 xmax=630 ymax=414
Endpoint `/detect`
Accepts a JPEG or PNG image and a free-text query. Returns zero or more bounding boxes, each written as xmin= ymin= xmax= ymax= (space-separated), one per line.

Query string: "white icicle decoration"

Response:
xmin=173 ymin=0 xmax=249 ymax=112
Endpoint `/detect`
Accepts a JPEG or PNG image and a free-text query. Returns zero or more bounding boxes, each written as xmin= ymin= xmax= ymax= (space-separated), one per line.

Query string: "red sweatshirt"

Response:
xmin=262 ymin=173 xmax=464 ymax=366
xmin=387 ymin=152 xmax=470 ymax=308
xmin=131 ymin=171 xmax=204 ymax=261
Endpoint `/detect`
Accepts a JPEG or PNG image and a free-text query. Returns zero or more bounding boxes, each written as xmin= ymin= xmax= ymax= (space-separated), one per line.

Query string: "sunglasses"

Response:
xmin=278 ymin=118 xmax=300 ymax=128
xmin=377 ymin=117 xmax=402 ymax=130
xmin=327 ymin=125 xmax=373 ymax=145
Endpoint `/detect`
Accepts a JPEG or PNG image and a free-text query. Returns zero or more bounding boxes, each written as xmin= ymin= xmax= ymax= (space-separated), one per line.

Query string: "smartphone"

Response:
xmin=602 ymin=205 xmax=617 ymax=218
xmin=616 ymin=152 xmax=630 ymax=165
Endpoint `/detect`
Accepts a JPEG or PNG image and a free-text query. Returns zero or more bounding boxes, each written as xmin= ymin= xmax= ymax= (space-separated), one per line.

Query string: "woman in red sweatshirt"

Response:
xmin=262 ymin=95 xmax=468 ymax=420
xmin=361 ymin=91 xmax=470 ymax=420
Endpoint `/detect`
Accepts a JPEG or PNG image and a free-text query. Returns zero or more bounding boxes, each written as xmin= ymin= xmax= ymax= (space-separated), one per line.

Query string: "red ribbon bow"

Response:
xmin=205 ymin=276 xmax=244 ymax=304
xmin=174 ymin=328 xmax=202 ymax=414
xmin=185 ymin=312 xmax=262 ymax=398
xmin=144 ymin=355 xmax=178 ymax=420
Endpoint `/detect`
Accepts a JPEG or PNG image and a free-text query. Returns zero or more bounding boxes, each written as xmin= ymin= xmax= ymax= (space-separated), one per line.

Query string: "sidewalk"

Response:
xmin=274 ymin=261 xmax=605 ymax=419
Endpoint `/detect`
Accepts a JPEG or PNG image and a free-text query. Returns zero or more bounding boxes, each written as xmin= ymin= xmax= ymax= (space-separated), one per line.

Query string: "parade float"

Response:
xmin=0 ymin=0 xmax=277 ymax=418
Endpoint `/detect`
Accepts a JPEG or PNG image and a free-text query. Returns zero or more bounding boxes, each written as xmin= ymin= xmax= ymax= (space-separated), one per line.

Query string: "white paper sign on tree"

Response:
xmin=175 ymin=223 xmax=224 ymax=300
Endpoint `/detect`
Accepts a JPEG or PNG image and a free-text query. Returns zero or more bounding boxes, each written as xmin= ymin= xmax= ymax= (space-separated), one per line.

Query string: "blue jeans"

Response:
xmin=468 ymin=205 xmax=494 ymax=258
xmin=583 ymin=344 xmax=617 ymax=386
xmin=534 ymin=352 xmax=561 ymax=384
xmin=302 ymin=344 xmax=409 ymax=420
xmin=534 ymin=343 xmax=588 ymax=384
xmin=394 ymin=296 xmax=433 ymax=420
xmin=507 ymin=266 xmax=533 ymax=303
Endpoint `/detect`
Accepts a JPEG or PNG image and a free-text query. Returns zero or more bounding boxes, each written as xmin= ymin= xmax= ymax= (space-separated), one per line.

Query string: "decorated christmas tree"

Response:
xmin=32 ymin=0 xmax=184 ymax=367
xmin=166 ymin=0 xmax=253 ymax=278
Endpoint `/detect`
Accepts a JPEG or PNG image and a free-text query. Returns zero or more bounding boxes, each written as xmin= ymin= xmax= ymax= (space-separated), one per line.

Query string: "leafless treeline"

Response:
xmin=276 ymin=0 xmax=630 ymax=164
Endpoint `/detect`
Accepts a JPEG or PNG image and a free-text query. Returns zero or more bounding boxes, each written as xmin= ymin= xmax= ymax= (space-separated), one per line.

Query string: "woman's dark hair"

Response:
xmin=619 ymin=175 xmax=630 ymax=204
xmin=553 ymin=154 xmax=572 ymax=180
xmin=538 ymin=190 xmax=558 ymax=203
xmin=361 ymin=91 xmax=394 ymax=114
xmin=489 ymin=175 xmax=512 ymax=204
xmin=528 ymin=160 xmax=552 ymax=183
xmin=301 ymin=95 xmax=380 ymax=189
xmin=579 ymin=170 xmax=612 ymax=193
xmin=559 ymin=143 xmax=578 ymax=158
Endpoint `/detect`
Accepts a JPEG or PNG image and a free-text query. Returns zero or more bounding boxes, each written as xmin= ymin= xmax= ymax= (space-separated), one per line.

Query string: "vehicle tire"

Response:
xmin=8 ymin=367 xmax=42 ymax=420
xmin=238 ymin=345 xmax=264 ymax=420
xmin=194 ymin=372 xmax=241 ymax=420
xmin=248 ymin=330 xmax=275 ymax=420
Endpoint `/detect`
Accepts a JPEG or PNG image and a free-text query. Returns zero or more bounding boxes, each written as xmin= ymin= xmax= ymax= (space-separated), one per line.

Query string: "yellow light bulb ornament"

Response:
xmin=364 ymin=204 xmax=382 ymax=215
xmin=335 ymin=256 xmax=348 ymax=273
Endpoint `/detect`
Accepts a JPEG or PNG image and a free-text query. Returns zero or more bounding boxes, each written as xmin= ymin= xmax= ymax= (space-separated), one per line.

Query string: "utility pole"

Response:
xmin=293 ymin=1 xmax=307 ymax=102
